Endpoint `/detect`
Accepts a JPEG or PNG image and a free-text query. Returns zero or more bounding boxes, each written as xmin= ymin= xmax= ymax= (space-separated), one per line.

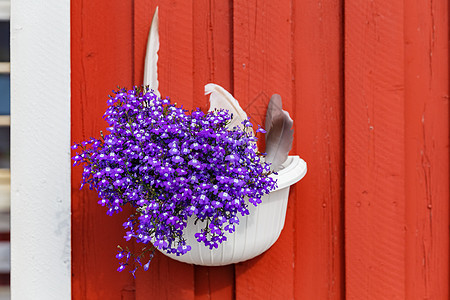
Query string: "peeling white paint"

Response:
xmin=11 ymin=0 xmax=71 ymax=298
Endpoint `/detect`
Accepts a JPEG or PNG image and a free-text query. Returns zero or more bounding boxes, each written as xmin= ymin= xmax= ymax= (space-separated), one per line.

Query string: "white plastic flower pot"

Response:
xmin=158 ymin=155 xmax=307 ymax=266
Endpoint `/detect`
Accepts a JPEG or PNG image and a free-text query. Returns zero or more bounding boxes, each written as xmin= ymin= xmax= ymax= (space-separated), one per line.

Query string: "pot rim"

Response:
xmin=270 ymin=156 xmax=307 ymax=191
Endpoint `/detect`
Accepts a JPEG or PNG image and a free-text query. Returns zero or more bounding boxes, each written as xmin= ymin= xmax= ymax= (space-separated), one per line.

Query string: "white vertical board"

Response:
xmin=10 ymin=0 xmax=71 ymax=298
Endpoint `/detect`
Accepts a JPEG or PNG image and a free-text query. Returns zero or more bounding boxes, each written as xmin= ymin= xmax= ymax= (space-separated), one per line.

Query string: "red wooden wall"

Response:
xmin=71 ymin=1 xmax=448 ymax=299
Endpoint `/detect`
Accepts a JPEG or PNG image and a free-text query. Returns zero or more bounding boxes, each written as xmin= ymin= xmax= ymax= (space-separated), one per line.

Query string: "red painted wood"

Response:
xmin=71 ymin=1 xmax=450 ymax=299
xmin=404 ymin=0 xmax=449 ymax=298
xmin=293 ymin=0 xmax=345 ymax=299
xmin=193 ymin=0 xmax=233 ymax=111
xmin=345 ymin=1 xmax=407 ymax=298
xmin=133 ymin=2 xmax=195 ymax=299
xmin=192 ymin=1 xmax=235 ymax=299
xmin=233 ymin=1 xmax=296 ymax=299
xmin=71 ymin=1 xmax=136 ymax=299
xmin=194 ymin=266 xmax=235 ymax=300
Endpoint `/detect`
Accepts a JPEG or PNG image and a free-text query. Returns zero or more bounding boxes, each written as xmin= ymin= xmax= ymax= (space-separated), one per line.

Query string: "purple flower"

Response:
xmin=186 ymin=205 xmax=198 ymax=216
xmin=117 ymin=264 xmax=126 ymax=272
xmin=188 ymin=158 xmax=200 ymax=168
xmin=154 ymin=239 xmax=168 ymax=249
xmin=124 ymin=231 xmax=133 ymax=241
xmin=211 ymin=201 xmax=223 ymax=208
xmin=172 ymin=155 xmax=184 ymax=164
xmin=116 ymin=251 xmax=125 ymax=259
xmin=218 ymin=191 xmax=231 ymax=201
xmin=224 ymin=224 xmax=235 ymax=233
xmin=256 ymin=125 xmax=266 ymax=133
xmin=169 ymin=148 xmax=179 ymax=155
xmin=249 ymin=197 xmax=262 ymax=206
xmin=197 ymin=194 xmax=209 ymax=204
xmin=195 ymin=232 xmax=207 ymax=242
xmin=225 ymin=154 xmax=239 ymax=163
xmin=143 ymin=253 xmax=154 ymax=271
xmin=177 ymin=244 xmax=191 ymax=255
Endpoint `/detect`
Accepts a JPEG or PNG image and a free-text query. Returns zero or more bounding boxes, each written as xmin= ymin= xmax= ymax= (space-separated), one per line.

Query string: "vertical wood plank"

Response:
xmin=193 ymin=0 xmax=233 ymax=110
xmin=194 ymin=266 xmax=235 ymax=300
xmin=192 ymin=1 xmax=236 ymax=299
xmin=71 ymin=1 xmax=136 ymax=299
xmin=345 ymin=1 xmax=406 ymax=299
xmin=233 ymin=1 xmax=295 ymax=299
xmin=133 ymin=1 xmax=195 ymax=299
xmin=404 ymin=0 xmax=449 ymax=298
xmin=292 ymin=0 xmax=345 ymax=299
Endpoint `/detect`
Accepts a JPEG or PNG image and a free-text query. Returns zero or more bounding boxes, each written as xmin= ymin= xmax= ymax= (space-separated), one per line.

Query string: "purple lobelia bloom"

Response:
xmin=72 ymin=86 xmax=276 ymax=274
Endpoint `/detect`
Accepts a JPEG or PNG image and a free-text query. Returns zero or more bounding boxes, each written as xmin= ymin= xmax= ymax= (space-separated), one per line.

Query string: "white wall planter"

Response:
xmin=158 ymin=155 xmax=307 ymax=266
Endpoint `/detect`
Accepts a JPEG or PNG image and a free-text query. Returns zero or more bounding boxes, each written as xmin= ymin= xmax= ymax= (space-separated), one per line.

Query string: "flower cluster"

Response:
xmin=72 ymin=86 xmax=276 ymax=273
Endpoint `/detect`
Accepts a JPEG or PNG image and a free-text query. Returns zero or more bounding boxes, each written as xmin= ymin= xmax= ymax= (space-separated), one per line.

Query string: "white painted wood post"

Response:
xmin=11 ymin=0 xmax=71 ymax=298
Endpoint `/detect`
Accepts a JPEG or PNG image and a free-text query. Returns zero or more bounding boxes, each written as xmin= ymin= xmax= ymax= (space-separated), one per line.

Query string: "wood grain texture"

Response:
xmin=193 ymin=0 xmax=233 ymax=111
xmin=133 ymin=1 xmax=195 ymax=299
xmin=404 ymin=0 xmax=449 ymax=298
xmin=233 ymin=1 xmax=295 ymax=299
xmin=345 ymin=1 xmax=406 ymax=299
xmin=194 ymin=266 xmax=235 ymax=300
xmin=293 ymin=0 xmax=345 ymax=299
xmin=192 ymin=1 xmax=235 ymax=299
xmin=71 ymin=1 xmax=136 ymax=299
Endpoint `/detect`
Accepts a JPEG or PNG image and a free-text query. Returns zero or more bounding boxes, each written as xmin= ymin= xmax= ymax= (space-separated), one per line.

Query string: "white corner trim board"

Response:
xmin=11 ymin=0 xmax=71 ymax=299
